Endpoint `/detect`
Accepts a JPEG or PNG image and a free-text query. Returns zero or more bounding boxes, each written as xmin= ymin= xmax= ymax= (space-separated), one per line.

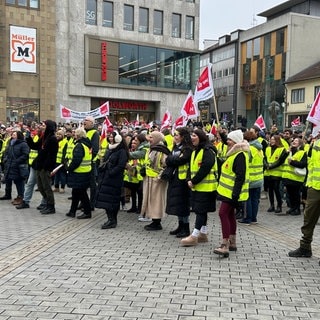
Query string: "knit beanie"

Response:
xmin=227 ymin=129 xmax=243 ymax=144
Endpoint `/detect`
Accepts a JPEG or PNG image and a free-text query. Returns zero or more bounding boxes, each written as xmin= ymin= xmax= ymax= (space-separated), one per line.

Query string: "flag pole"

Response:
xmin=302 ymin=121 xmax=309 ymax=139
xmin=213 ymin=96 xmax=220 ymax=127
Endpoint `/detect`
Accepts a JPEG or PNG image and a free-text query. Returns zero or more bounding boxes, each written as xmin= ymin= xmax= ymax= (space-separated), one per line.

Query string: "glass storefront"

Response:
xmin=119 ymin=43 xmax=199 ymax=90
xmin=6 ymin=97 xmax=39 ymax=124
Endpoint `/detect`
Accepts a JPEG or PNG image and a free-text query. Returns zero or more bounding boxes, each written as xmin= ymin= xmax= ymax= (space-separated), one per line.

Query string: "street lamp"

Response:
xmin=281 ymin=102 xmax=286 ymax=129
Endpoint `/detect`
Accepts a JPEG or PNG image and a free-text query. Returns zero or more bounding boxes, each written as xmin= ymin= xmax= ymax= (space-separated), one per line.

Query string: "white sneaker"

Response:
xmin=138 ymin=217 xmax=152 ymax=222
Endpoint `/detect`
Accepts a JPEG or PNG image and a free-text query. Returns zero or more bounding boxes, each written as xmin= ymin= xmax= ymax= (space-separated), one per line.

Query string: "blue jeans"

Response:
xmin=245 ymin=187 xmax=261 ymax=223
xmin=23 ymin=167 xmax=37 ymax=203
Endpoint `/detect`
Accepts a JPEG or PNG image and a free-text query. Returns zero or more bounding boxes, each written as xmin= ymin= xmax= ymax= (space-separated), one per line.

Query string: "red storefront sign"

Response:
xmin=108 ymin=101 xmax=148 ymax=111
xmin=101 ymin=42 xmax=107 ymax=81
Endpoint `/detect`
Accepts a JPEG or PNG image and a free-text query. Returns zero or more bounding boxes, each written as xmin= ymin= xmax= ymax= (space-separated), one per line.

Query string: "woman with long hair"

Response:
xmin=264 ymin=134 xmax=287 ymax=213
xmin=166 ymin=127 xmax=194 ymax=238
xmin=282 ymin=137 xmax=307 ymax=216
xmin=181 ymin=129 xmax=218 ymax=246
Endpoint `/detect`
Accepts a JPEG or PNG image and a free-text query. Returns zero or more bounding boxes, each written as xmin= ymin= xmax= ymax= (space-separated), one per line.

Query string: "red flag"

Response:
xmin=210 ymin=120 xmax=217 ymax=135
xmin=307 ymin=91 xmax=320 ymax=126
xmin=100 ymin=116 xmax=113 ymax=140
xmin=173 ymin=115 xmax=188 ymax=130
xmin=60 ymin=104 xmax=71 ymax=118
xmin=99 ymin=101 xmax=110 ymax=116
xmin=160 ymin=110 xmax=172 ymax=130
xmin=254 ymin=115 xmax=266 ymax=130
xmin=291 ymin=116 xmax=300 ymax=127
xmin=193 ymin=63 xmax=214 ymax=103
xmin=181 ymin=91 xmax=198 ymax=119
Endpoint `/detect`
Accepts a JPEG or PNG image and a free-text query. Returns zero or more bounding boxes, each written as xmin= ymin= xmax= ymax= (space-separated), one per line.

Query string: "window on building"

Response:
xmin=253 ymin=38 xmax=260 ymax=60
xmin=228 ymin=86 xmax=234 ymax=95
xmin=118 ymin=43 xmax=199 ymax=90
xmin=103 ymin=1 xmax=113 ymax=27
xmin=185 ymin=16 xmax=194 ymax=40
xmin=246 ymin=40 xmax=252 ymax=63
xmin=223 ymin=68 xmax=228 ymax=77
xmin=154 ymin=10 xmax=163 ymax=35
xmin=291 ymin=88 xmax=305 ymax=104
xmin=264 ymin=33 xmax=271 ymax=57
xmin=139 ymin=7 xmax=149 ymax=33
xmin=186 ymin=0 xmax=195 ymax=2
xmin=172 ymin=13 xmax=181 ymax=38
xmin=217 ymin=70 xmax=222 ymax=78
xmin=86 ymin=0 xmax=97 ymax=25
xmin=229 ymin=67 xmax=235 ymax=75
xmin=315 ymin=86 xmax=320 ymax=98
xmin=6 ymin=0 xmax=39 ymax=8
xmin=119 ymin=44 xmax=138 ymax=85
xmin=138 ymin=46 xmax=156 ymax=86
xmin=124 ymin=4 xmax=134 ymax=31
xmin=276 ymin=28 xmax=285 ymax=54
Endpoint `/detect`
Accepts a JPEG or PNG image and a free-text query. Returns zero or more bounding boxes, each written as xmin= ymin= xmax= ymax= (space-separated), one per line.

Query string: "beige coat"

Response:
xmin=141 ymin=147 xmax=168 ymax=219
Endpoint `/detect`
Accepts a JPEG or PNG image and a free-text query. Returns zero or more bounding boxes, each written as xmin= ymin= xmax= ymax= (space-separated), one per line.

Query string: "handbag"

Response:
xmin=19 ymin=163 xmax=29 ymax=179
xmin=294 ymin=167 xmax=306 ymax=176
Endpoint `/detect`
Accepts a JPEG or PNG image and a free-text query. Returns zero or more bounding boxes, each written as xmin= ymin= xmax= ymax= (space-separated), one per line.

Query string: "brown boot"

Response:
xmin=12 ymin=196 xmax=23 ymax=206
xmin=180 ymin=235 xmax=198 ymax=247
xmin=229 ymin=235 xmax=237 ymax=251
xmin=214 ymin=239 xmax=229 ymax=258
xmin=198 ymin=233 xmax=208 ymax=243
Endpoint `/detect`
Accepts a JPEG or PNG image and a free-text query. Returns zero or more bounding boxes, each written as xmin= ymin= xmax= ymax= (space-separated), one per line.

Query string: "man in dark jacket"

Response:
xmin=26 ymin=120 xmax=58 ymax=214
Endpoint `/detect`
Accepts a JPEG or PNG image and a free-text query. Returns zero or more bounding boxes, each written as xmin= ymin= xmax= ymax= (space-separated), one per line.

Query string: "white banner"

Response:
xmin=10 ymin=26 xmax=36 ymax=73
xmin=60 ymin=103 xmax=109 ymax=121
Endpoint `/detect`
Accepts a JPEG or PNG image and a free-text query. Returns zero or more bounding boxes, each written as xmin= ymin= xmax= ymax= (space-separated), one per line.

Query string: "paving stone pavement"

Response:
xmin=0 ymin=187 xmax=320 ymax=320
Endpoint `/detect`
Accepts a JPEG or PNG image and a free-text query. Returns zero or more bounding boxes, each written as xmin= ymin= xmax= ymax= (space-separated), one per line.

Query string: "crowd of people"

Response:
xmin=0 ymin=117 xmax=319 ymax=259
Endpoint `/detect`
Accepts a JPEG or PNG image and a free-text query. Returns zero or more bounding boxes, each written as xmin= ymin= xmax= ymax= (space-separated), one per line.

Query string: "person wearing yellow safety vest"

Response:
xmin=214 ymin=129 xmax=250 ymax=258
xmin=264 ymin=135 xmax=287 ymax=213
xmin=65 ymin=127 xmax=92 ymax=219
xmin=282 ymin=137 xmax=307 ymax=216
xmin=161 ymin=127 xmax=174 ymax=151
xmin=16 ymin=125 xmax=46 ymax=210
xmin=83 ymin=116 xmax=100 ymax=210
xmin=140 ymin=131 xmax=170 ymax=231
xmin=53 ymin=130 xmax=68 ymax=193
xmin=288 ymin=131 xmax=320 ymax=258
xmin=180 ymin=129 xmax=218 ymax=247
xmin=125 ymin=133 xmax=148 ymax=215
xmin=165 ymin=127 xmax=194 ymax=238
xmin=238 ymin=131 xmax=264 ymax=225
xmin=96 ymin=132 xmax=129 ymax=229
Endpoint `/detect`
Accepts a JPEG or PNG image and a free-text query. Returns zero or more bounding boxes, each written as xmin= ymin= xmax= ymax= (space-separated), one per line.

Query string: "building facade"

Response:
xmin=0 ymin=0 xmax=56 ymax=124
xmin=0 ymin=0 xmax=200 ymax=125
xmin=56 ymin=0 xmax=200 ymax=124
xmin=239 ymin=0 xmax=320 ymax=130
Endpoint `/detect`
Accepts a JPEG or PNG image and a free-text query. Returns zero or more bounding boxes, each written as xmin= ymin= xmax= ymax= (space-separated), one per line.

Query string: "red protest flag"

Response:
xmin=307 ymin=91 xmax=320 ymax=126
xmin=254 ymin=115 xmax=266 ymax=130
xmin=291 ymin=116 xmax=300 ymax=127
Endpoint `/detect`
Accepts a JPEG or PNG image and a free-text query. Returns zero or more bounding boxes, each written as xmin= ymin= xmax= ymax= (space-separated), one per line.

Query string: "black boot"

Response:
xmin=176 ymin=223 xmax=190 ymax=238
xmin=0 ymin=194 xmax=11 ymax=200
xmin=267 ymin=205 xmax=275 ymax=212
xmin=169 ymin=221 xmax=183 ymax=235
xmin=274 ymin=206 xmax=282 ymax=213
xmin=101 ymin=212 xmax=117 ymax=229
xmin=144 ymin=219 xmax=162 ymax=231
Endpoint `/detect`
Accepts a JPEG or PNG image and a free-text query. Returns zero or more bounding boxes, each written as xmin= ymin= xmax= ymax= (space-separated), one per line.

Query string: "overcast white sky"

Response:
xmin=199 ymin=0 xmax=286 ymax=48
